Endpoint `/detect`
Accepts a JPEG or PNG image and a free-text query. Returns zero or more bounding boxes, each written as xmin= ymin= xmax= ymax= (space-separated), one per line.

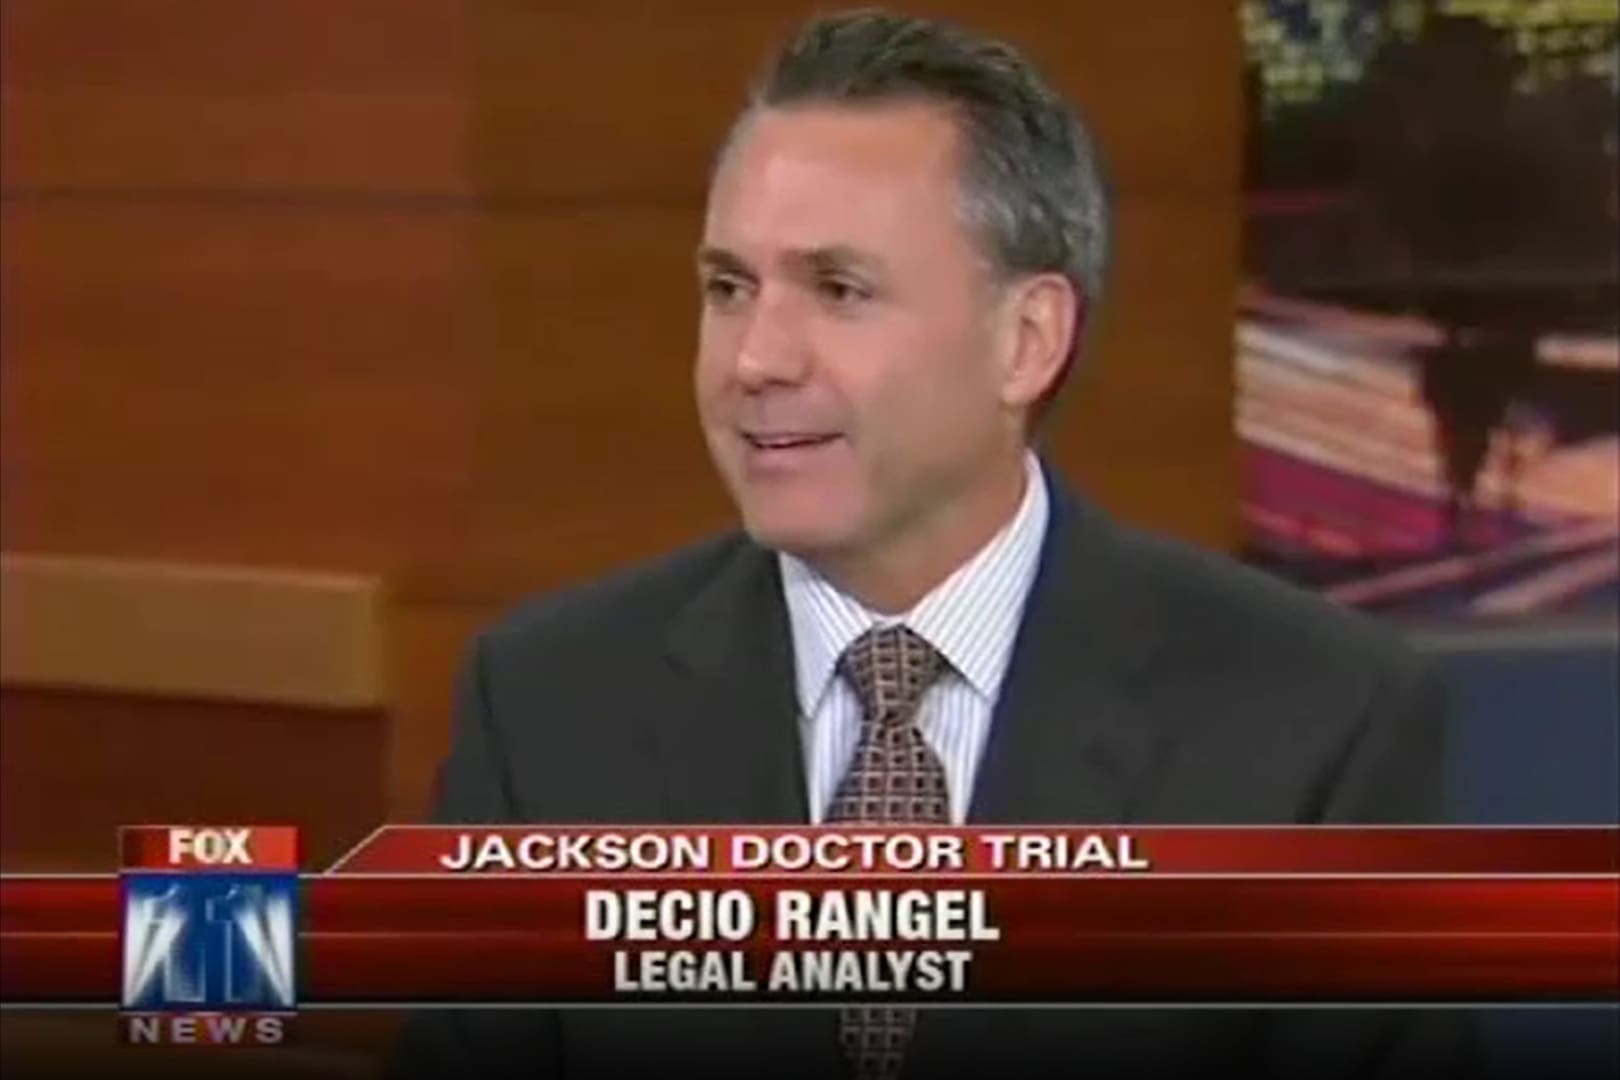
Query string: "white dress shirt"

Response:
xmin=779 ymin=452 xmax=1051 ymax=824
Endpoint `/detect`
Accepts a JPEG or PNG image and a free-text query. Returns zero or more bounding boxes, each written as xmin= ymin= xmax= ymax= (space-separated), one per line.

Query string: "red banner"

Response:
xmin=4 ymin=874 xmax=1615 ymax=1005
xmin=327 ymin=826 xmax=1620 ymax=875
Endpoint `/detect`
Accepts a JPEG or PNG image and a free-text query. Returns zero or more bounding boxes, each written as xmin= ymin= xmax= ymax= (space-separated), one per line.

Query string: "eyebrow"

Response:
xmin=787 ymin=245 xmax=886 ymax=278
xmin=694 ymin=244 xmax=887 ymax=278
xmin=695 ymin=245 xmax=753 ymax=277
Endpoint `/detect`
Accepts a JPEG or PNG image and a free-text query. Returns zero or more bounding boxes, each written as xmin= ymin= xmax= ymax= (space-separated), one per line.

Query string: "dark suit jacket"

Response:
xmin=389 ymin=477 xmax=1477 ymax=1080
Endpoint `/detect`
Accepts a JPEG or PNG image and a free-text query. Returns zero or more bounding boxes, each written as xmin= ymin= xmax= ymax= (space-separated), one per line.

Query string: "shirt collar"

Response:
xmin=779 ymin=452 xmax=1050 ymax=717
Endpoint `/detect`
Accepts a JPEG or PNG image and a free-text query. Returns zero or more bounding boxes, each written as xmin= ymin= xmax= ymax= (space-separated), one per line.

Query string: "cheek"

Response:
xmin=693 ymin=331 xmax=732 ymax=412
xmin=827 ymin=320 xmax=993 ymax=442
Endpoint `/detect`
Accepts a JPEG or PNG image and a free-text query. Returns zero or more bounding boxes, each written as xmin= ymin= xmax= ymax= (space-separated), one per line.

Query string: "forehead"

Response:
xmin=703 ymin=101 xmax=971 ymax=255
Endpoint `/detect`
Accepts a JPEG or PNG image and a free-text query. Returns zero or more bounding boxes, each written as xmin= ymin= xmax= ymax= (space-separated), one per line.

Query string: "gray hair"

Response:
xmin=730 ymin=8 xmax=1113 ymax=411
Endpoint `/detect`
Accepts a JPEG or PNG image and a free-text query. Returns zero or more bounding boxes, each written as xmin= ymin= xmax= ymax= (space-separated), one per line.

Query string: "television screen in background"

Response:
xmin=1238 ymin=0 xmax=1618 ymax=618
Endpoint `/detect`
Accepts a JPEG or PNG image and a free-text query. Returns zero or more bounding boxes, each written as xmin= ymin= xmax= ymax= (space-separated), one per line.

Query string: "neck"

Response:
xmin=811 ymin=451 xmax=1031 ymax=615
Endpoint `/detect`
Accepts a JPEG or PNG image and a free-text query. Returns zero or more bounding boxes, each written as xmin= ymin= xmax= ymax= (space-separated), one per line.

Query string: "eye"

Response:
xmin=816 ymin=277 xmax=872 ymax=306
xmin=701 ymin=274 xmax=752 ymax=308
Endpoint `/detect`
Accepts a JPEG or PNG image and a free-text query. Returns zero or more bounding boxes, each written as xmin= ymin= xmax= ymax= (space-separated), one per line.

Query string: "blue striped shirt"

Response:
xmin=779 ymin=453 xmax=1051 ymax=824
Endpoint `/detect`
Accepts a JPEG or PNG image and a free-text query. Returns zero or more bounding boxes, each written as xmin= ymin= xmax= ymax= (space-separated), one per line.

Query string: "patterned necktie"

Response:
xmin=824 ymin=625 xmax=951 ymax=1080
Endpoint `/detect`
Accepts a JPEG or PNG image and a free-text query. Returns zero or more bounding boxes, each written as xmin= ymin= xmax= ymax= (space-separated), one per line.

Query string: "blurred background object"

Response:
xmin=1239 ymin=0 xmax=1619 ymax=616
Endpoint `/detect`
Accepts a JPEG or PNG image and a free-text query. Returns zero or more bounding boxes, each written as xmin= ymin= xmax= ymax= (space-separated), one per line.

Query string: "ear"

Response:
xmin=995 ymin=273 xmax=1078 ymax=411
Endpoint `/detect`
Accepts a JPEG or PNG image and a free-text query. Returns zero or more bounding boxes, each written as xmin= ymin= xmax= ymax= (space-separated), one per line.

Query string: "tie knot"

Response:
xmin=838 ymin=625 xmax=947 ymax=727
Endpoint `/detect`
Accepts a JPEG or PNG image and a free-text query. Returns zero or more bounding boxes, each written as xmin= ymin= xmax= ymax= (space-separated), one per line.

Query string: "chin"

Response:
xmin=737 ymin=503 xmax=858 ymax=559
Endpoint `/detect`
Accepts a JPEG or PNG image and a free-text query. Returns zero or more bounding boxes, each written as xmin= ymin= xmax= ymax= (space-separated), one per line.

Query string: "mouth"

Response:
xmin=737 ymin=431 xmax=844 ymax=472
xmin=742 ymin=432 xmax=841 ymax=451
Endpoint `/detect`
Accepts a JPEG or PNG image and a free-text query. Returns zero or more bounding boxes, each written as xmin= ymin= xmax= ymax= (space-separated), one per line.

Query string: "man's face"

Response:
xmin=695 ymin=102 xmax=1017 ymax=565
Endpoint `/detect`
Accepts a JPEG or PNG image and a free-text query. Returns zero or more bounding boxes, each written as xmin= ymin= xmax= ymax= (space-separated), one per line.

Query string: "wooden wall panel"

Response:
xmin=1052 ymin=194 xmax=1241 ymax=542
xmin=466 ymin=0 xmax=1234 ymax=201
xmin=0 ymin=0 xmax=467 ymax=193
xmin=0 ymin=0 xmax=478 ymax=848
xmin=0 ymin=554 xmax=385 ymax=708
xmin=0 ymin=201 xmax=478 ymax=577
xmin=0 ymin=688 xmax=387 ymax=871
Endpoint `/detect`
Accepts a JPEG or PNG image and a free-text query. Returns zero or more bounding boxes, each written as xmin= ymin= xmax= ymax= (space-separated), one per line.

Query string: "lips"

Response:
xmin=742 ymin=432 xmax=840 ymax=450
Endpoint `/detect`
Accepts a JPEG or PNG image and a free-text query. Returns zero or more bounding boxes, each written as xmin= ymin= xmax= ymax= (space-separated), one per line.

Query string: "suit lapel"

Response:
xmin=656 ymin=540 xmax=810 ymax=824
xmin=968 ymin=480 xmax=1162 ymax=825
xmin=908 ymin=479 xmax=1166 ymax=1080
xmin=651 ymin=542 xmax=845 ymax=1075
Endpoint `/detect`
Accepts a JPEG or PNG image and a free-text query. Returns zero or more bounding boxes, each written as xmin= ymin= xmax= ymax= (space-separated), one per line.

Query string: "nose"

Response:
xmin=733 ymin=289 xmax=810 ymax=391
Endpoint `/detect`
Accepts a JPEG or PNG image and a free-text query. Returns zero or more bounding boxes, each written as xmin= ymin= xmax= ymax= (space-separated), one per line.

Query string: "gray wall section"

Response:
xmin=1413 ymin=619 xmax=1619 ymax=825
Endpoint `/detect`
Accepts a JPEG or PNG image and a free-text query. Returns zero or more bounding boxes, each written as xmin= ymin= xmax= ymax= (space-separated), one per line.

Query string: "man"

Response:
xmin=393 ymin=10 xmax=1473 ymax=1079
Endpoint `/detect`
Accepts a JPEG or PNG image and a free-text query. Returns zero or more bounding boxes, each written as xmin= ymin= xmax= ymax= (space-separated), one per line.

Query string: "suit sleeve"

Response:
xmin=1263 ymin=650 xmax=1481 ymax=1080
xmin=1316 ymin=651 xmax=1449 ymax=824
xmin=384 ymin=634 xmax=567 ymax=1079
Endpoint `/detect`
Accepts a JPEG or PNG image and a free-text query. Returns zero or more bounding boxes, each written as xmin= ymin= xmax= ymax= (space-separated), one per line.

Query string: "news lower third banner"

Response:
xmin=1 ymin=826 xmax=1616 ymax=1013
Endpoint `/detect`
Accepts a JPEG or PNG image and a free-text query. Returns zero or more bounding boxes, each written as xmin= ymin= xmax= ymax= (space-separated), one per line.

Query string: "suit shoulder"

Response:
xmin=1113 ymin=522 xmax=1419 ymax=677
xmin=476 ymin=532 xmax=750 ymax=657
